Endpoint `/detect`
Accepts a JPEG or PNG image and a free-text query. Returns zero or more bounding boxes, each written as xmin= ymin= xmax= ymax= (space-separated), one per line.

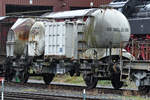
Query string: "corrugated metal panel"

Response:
xmin=44 ymin=21 xmax=78 ymax=58
xmin=45 ymin=22 xmax=66 ymax=56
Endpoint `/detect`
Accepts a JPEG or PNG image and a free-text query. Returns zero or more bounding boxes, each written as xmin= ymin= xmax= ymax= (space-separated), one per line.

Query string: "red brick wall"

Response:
xmin=0 ymin=0 xmax=5 ymax=16
xmin=0 ymin=0 xmax=112 ymax=16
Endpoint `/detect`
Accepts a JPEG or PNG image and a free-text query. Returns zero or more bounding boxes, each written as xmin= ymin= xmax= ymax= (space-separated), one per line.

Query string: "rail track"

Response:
xmin=1 ymin=81 xmax=149 ymax=100
xmin=4 ymin=91 xmax=101 ymax=100
xmin=6 ymin=82 xmax=149 ymax=96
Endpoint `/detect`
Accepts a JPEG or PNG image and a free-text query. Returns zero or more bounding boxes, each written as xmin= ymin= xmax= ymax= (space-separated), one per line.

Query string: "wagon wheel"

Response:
xmin=69 ymin=70 xmax=75 ymax=77
xmin=5 ymin=69 xmax=14 ymax=82
xmin=83 ymin=74 xmax=98 ymax=89
xmin=111 ymin=73 xmax=123 ymax=89
xmin=18 ymin=70 xmax=29 ymax=83
xmin=43 ymin=74 xmax=55 ymax=85
xmin=111 ymin=80 xmax=123 ymax=89
xmin=138 ymin=86 xmax=149 ymax=94
xmin=4 ymin=61 xmax=14 ymax=82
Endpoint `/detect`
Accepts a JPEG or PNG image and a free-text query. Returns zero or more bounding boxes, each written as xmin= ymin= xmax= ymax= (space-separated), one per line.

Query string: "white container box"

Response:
xmin=44 ymin=21 xmax=78 ymax=59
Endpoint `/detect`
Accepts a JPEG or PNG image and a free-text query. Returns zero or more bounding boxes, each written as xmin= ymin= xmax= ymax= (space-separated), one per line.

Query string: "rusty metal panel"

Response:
xmin=7 ymin=18 xmax=35 ymax=57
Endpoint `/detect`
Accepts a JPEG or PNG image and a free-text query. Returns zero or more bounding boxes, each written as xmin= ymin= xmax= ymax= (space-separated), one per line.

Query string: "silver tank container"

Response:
xmin=84 ymin=8 xmax=130 ymax=48
xmin=6 ymin=18 xmax=35 ymax=57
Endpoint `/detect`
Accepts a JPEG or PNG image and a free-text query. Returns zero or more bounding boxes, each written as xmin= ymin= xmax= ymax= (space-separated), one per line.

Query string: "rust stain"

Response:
xmin=13 ymin=18 xmax=35 ymax=41
xmin=18 ymin=31 xmax=29 ymax=41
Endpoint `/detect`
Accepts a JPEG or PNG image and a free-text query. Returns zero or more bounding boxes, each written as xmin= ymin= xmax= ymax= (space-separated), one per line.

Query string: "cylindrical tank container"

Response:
xmin=28 ymin=22 xmax=45 ymax=56
xmin=84 ymin=8 xmax=130 ymax=48
xmin=6 ymin=18 xmax=35 ymax=57
xmin=46 ymin=8 xmax=130 ymax=48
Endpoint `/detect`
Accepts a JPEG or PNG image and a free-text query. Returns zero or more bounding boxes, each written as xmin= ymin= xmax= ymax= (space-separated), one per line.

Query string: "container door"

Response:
xmin=45 ymin=22 xmax=66 ymax=56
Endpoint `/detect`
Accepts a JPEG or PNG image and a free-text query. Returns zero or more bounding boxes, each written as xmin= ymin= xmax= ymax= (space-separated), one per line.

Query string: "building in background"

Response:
xmin=0 ymin=0 xmax=112 ymax=16
xmin=0 ymin=0 xmax=112 ymax=55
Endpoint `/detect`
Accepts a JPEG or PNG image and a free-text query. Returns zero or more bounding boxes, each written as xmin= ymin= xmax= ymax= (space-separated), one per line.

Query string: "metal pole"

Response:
xmin=83 ymin=89 xmax=86 ymax=100
xmin=1 ymin=79 xmax=4 ymax=100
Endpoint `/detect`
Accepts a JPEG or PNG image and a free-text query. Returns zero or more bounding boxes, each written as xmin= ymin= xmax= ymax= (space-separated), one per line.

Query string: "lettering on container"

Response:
xmin=59 ymin=48 xmax=63 ymax=52
xmin=106 ymin=27 xmax=129 ymax=32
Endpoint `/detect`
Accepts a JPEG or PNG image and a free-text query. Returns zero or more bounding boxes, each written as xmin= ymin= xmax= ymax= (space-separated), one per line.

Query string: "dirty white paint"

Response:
xmin=44 ymin=21 xmax=79 ymax=58
xmin=28 ymin=22 xmax=45 ymax=56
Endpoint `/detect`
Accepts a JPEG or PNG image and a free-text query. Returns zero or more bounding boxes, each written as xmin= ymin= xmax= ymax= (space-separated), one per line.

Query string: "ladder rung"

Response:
xmin=121 ymin=79 xmax=126 ymax=82
xmin=78 ymin=48 xmax=87 ymax=51
xmin=78 ymin=40 xmax=86 ymax=43
xmin=122 ymin=73 xmax=129 ymax=76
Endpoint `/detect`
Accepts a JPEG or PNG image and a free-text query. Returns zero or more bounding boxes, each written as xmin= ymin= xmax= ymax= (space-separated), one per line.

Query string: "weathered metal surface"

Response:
xmin=84 ymin=8 xmax=130 ymax=48
xmin=28 ymin=21 xmax=45 ymax=56
xmin=44 ymin=21 xmax=78 ymax=59
xmin=7 ymin=18 xmax=35 ymax=56
xmin=81 ymin=48 xmax=134 ymax=60
xmin=27 ymin=8 xmax=130 ymax=59
xmin=11 ymin=18 xmax=35 ymax=41
xmin=46 ymin=8 xmax=130 ymax=48
xmin=123 ymin=60 xmax=150 ymax=71
xmin=7 ymin=8 xmax=130 ymax=58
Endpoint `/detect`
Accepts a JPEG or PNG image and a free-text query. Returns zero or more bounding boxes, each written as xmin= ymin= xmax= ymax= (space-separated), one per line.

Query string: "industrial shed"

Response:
xmin=0 ymin=0 xmax=112 ymax=16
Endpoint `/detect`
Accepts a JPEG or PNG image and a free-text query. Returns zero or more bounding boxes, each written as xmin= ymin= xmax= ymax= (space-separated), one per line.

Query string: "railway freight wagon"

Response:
xmin=4 ymin=8 xmax=150 ymax=92
xmin=109 ymin=0 xmax=150 ymax=60
xmin=107 ymin=0 xmax=150 ymax=92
